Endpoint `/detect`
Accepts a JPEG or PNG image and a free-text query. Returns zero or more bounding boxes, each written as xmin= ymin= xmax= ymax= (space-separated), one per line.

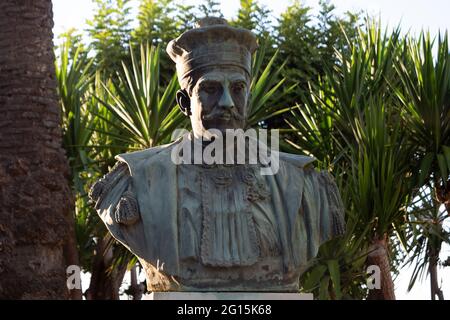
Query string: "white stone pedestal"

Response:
xmin=143 ymin=292 xmax=313 ymax=300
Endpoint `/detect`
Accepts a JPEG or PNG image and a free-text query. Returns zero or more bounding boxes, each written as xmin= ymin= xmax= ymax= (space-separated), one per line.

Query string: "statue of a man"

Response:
xmin=89 ymin=17 xmax=345 ymax=292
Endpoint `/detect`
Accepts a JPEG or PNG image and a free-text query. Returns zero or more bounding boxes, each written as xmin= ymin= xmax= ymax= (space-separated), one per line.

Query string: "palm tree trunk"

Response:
xmin=366 ymin=235 xmax=396 ymax=300
xmin=0 ymin=0 xmax=75 ymax=299
xmin=64 ymin=223 xmax=83 ymax=300
xmin=431 ymin=184 xmax=448 ymax=300
xmin=85 ymin=235 xmax=128 ymax=300
xmin=429 ymin=246 xmax=444 ymax=300
xmin=129 ymin=265 xmax=144 ymax=300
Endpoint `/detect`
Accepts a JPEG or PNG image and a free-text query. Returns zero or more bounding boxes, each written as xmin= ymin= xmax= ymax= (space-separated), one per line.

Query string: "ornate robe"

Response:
xmin=90 ymin=137 xmax=345 ymax=292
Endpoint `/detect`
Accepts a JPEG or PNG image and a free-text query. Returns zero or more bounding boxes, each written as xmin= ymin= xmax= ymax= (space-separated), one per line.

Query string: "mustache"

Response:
xmin=202 ymin=107 xmax=245 ymax=121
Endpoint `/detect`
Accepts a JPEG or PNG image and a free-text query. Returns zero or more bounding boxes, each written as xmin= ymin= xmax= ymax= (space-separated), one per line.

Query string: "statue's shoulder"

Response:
xmin=277 ymin=152 xmax=339 ymax=192
xmin=89 ymin=139 xmax=180 ymax=216
xmin=278 ymin=151 xmax=316 ymax=169
xmin=280 ymin=153 xmax=345 ymax=239
xmin=115 ymin=139 xmax=180 ymax=168
xmin=113 ymin=138 xmax=184 ymax=179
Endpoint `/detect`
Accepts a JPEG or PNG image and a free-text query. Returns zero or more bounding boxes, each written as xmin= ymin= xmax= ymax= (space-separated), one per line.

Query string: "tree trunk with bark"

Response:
xmin=366 ymin=235 xmax=396 ymax=300
xmin=0 ymin=0 xmax=76 ymax=299
xmin=432 ymin=181 xmax=449 ymax=300
xmin=84 ymin=235 xmax=128 ymax=300
xmin=129 ymin=265 xmax=144 ymax=300
xmin=429 ymin=246 xmax=444 ymax=300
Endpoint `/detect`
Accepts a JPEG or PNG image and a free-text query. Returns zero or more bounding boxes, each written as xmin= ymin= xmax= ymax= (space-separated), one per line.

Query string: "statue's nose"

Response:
xmin=218 ymin=86 xmax=235 ymax=109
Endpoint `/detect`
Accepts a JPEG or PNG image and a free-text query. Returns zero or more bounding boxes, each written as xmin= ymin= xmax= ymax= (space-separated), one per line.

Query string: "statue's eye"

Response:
xmin=201 ymin=83 xmax=219 ymax=94
xmin=232 ymin=82 xmax=246 ymax=93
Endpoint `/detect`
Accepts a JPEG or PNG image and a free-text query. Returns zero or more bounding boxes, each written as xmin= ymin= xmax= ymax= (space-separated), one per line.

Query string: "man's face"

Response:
xmin=189 ymin=67 xmax=249 ymax=139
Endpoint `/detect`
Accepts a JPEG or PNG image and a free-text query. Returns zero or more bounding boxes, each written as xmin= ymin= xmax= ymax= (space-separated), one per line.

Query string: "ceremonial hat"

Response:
xmin=166 ymin=17 xmax=258 ymax=88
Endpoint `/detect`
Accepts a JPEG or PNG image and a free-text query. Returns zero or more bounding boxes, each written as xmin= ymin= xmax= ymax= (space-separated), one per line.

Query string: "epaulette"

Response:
xmin=88 ymin=162 xmax=128 ymax=210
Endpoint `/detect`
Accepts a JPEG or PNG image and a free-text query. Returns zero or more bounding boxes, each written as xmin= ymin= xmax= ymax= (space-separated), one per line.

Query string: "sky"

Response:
xmin=52 ymin=0 xmax=450 ymax=39
xmin=52 ymin=0 xmax=450 ymax=300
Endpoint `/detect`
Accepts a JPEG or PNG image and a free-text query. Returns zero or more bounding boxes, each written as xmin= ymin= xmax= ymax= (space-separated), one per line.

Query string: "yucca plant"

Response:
xmin=55 ymin=39 xmax=101 ymax=299
xmin=76 ymin=72 xmax=126 ymax=275
xmin=322 ymin=22 xmax=412 ymax=301
xmin=89 ymin=72 xmax=135 ymax=172
xmin=290 ymin=21 xmax=415 ymax=300
xmin=246 ymin=37 xmax=296 ymax=127
xmin=55 ymin=39 xmax=98 ymax=242
xmin=55 ymin=40 xmax=96 ymax=191
xmin=286 ymin=20 xmax=402 ymax=163
xmin=345 ymin=99 xmax=414 ymax=300
xmin=95 ymin=43 xmax=187 ymax=150
xmin=395 ymin=32 xmax=450 ymax=300
xmin=298 ymin=98 xmax=414 ymax=300
xmin=327 ymin=22 xmax=402 ymax=143
xmin=285 ymin=78 xmax=338 ymax=169
xmin=404 ymin=186 xmax=449 ymax=300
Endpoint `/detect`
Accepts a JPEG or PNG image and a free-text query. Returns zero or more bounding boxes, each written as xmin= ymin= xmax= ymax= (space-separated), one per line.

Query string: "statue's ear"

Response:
xmin=176 ymin=89 xmax=191 ymax=116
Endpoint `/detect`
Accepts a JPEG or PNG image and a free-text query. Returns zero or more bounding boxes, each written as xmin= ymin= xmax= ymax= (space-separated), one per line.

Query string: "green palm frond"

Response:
xmin=404 ymin=186 xmax=450 ymax=291
xmin=246 ymin=37 xmax=295 ymax=127
xmin=394 ymin=33 xmax=450 ymax=295
xmin=285 ymin=79 xmax=337 ymax=167
xmin=395 ymin=32 xmax=450 ymax=186
xmin=346 ymin=99 xmax=413 ymax=236
xmin=292 ymin=21 xmax=415 ymax=299
xmin=95 ymin=43 xmax=186 ymax=150
xmin=55 ymin=39 xmax=96 ymax=189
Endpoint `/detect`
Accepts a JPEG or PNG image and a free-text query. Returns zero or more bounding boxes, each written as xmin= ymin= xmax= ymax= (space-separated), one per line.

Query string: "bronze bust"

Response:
xmin=89 ymin=17 xmax=345 ymax=293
